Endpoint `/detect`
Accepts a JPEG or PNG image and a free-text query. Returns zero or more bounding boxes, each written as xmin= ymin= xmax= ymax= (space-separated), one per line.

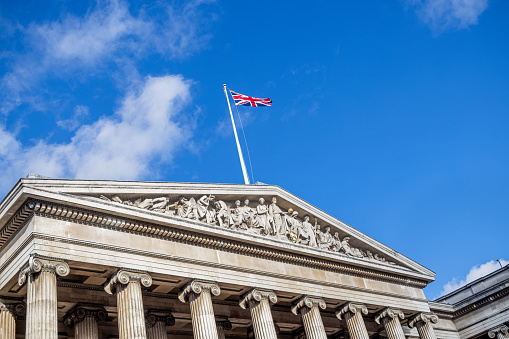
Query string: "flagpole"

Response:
xmin=223 ymin=84 xmax=251 ymax=185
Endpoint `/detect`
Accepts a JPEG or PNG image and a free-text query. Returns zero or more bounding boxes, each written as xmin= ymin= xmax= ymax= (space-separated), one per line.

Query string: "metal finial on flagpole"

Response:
xmin=223 ymin=84 xmax=251 ymax=185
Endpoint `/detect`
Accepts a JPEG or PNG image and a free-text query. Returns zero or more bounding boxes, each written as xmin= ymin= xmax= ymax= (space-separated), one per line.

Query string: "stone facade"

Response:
xmin=0 ymin=178 xmax=504 ymax=338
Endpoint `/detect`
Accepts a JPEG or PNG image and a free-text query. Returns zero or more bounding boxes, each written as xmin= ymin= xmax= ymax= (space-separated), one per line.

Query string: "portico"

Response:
xmin=0 ymin=178 xmax=443 ymax=338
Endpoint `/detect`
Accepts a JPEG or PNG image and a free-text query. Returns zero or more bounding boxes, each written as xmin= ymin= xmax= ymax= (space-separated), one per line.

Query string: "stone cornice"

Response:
xmin=291 ymin=295 xmax=326 ymax=315
xmin=335 ymin=302 xmax=368 ymax=320
xmin=0 ymin=200 xmax=34 ymax=248
xmin=7 ymin=199 xmax=430 ymax=289
xmin=407 ymin=312 xmax=439 ymax=328
xmin=18 ymin=255 xmax=70 ymax=286
xmin=178 ymin=280 xmax=221 ymax=303
xmin=429 ymin=285 xmax=509 ymax=319
xmin=104 ymin=269 xmax=152 ymax=294
xmin=239 ymin=288 xmax=278 ymax=309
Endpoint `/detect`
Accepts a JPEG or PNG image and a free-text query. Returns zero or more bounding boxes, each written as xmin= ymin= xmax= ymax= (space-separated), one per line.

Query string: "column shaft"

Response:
xmin=382 ymin=316 xmax=405 ymax=339
xmin=26 ymin=270 xmax=59 ymax=339
xmin=415 ymin=322 xmax=438 ymax=339
xmin=75 ymin=316 xmax=99 ymax=339
xmin=117 ymin=281 xmax=147 ymax=339
xmin=0 ymin=308 xmax=15 ymax=339
xmin=147 ymin=321 xmax=167 ymax=339
xmin=188 ymin=289 xmax=219 ymax=339
xmin=301 ymin=306 xmax=327 ymax=339
xmin=249 ymin=298 xmax=278 ymax=339
xmin=344 ymin=312 xmax=369 ymax=339
xmin=216 ymin=324 xmax=226 ymax=339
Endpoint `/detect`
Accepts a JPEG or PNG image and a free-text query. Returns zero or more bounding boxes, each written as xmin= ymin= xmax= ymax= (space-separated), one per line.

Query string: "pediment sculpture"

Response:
xmin=97 ymin=194 xmax=395 ymax=265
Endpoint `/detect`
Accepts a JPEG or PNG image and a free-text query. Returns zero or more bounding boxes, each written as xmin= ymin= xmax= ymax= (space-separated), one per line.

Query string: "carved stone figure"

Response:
xmin=315 ymin=224 xmax=323 ymax=244
xmin=318 ymin=226 xmax=334 ymax=250
xmin=230 ymin=200 xmax=245 ymax=229
xmin=214 ymin=200 xmax=230 ymax=227
xmin=196 ymin=195 xmax=215 ymax=223
xmin=268 ymin=197 xmax=284 ymax=235
xmin=298 ymin=215 xmax=317 ymax=247
xmin=285 ymin=211 xmax=302 ymax=235
xmin=253 ymin=198 xmax=268 ymax=232
xmin=341 ymin=236 xmax=354 ymax=256
xmin=352 ymin=247 xmax=365 ymax=258
xmin=177 ymin=197 xmax=197 ymax=219
xmin=331 ymin=232 xmax=342 ymax=252
xmin=150 ymin=196 xmax=172 ymax=213
xmin=240 ymin=199 xmax=254 ymax=228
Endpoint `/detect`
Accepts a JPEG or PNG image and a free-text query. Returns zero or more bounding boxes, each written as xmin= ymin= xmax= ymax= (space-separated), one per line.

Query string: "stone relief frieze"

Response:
xmin=96 ymin=194 xmax=395 ymax=265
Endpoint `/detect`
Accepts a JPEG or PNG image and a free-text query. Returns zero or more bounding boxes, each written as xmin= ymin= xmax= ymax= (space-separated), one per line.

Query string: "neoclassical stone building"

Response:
xmin=0 ymin=178 xmax=506 ymax=338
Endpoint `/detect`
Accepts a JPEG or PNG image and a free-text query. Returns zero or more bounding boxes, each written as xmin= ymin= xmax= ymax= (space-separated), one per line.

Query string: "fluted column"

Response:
xmin=104 ymin=270 xmax=153 ymax=339
xmin=18 ymin=256 xmax=70 ymax=339
xmin=215 ymin=316 xmax=232 ymax=339
xmin=178 ymin=280 xmax=221 ymax=339
xmin=64 ymin=303 xmax=108 ymax=339
xmin=489 ymin=325 xmax=509 ymax=339
xmin=0 ymin=301 xmax=24 ymax=339
xmin=146 ymin=311 xmax=175 ymax=339
xmin=374 ymin=308 xmax=405 ymax=339
xmin=291 ymin=296 xmax=327 ymax=339
xmin=239 ymin=288 xmax=278 ymax=339
xmin=335 ymin=303 xmax=369 ymax=339
xmin=407 ymin=312 xmax=439 ymax=339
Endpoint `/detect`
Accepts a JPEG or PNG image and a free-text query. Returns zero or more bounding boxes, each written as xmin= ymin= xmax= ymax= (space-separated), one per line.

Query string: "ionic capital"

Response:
xmin=407 ymin=312 xmax=439 ymax=328
xmin=104 ymin=269 xmax=152 ymax=294
xmin=489 ymin=325 xmax=509 ymax=338
xmin=336 ymin=302 xmax=368 ymax=320
xmin=64 ymin=303 xmax=108 ymax=327
xmin=374 ymin=307 xmax=405 ymax=324
xmin=0 ymin=300 xmax=26 ymax=319
xmin=145 ymin=310 xmax=175 ymax=328
xmin=18 ymin=255 xmax=70 ymax=286
xmin=178 ymin=279 xmax=221 ymax=303
xmin=216 ymin=316 xmax=232 ymax=330
xmin=239 ymin=288 xmax=277 ymax=309
xmin=291 ymin=295 xmax=326 ymax=315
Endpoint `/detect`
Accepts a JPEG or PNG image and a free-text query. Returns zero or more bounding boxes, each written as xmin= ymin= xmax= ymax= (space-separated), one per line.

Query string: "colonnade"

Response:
xmin=0 ymin=256 xmax=442 ymax=339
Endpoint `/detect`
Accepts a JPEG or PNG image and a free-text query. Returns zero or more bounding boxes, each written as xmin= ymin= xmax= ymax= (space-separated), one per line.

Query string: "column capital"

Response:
xmin=104 ymin=269 xmax=152 ymax=294
xmin=178 ymin=279 xmax=221 ymax=303
xmin=145 ymin=310 xmax=175 ymax=328
xmin=291 ymin=295 xmax=326 ymax=315
xmin=18 ymin=255 xmax=70 ymax=286
xmin=0 ymin=300 xmax=26 ymax=319
xmin=407 ymin=312 xmax=439 ymax=328
xmin=489 ymin=325 xmax=509 ymax=338
xmin=216 ymin=316 xmax=232 ymax=330
xmin=374 ymin=307 xmax=405 ymax=324
xmin=63 ymin=303 xmax=108 ymax=327
xmin=335 ymin=302 xmax=368 ymax=320
xmin=239 ymin=288 xmax=277 ymax=309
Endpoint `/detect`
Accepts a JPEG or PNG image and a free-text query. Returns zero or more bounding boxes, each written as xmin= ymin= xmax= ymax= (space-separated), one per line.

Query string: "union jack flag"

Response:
xmin=230 ymin=90 xmax=272 ymax=107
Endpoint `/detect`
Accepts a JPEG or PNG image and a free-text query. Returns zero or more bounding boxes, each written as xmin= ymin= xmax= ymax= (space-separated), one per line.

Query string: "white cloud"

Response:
xmin=439 ymin=259 xmax=509 ymax=297
xmin=0 ymin=75 xmax=193 ymax=190
xmin=57 ymin=105 xmax=90 ymax=131
xmin=0 ymin=0 xmax=214 ymax=114
xmin=410 ymin=0 xmax=489 ymax=32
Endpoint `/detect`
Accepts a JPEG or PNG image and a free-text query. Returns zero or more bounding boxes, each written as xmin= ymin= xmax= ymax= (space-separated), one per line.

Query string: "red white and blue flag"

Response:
xmin=230 ymin=90 xmax=272 ymax=107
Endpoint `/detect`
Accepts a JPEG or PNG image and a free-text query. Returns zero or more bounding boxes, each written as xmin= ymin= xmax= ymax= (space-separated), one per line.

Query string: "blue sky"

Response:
xmin=0 ymin=0 xmax=507 ymax=299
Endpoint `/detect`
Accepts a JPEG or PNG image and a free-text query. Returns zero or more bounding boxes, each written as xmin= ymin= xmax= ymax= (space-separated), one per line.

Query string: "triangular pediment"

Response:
xmin=0 ymin=179 xmax=435 ymax=283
